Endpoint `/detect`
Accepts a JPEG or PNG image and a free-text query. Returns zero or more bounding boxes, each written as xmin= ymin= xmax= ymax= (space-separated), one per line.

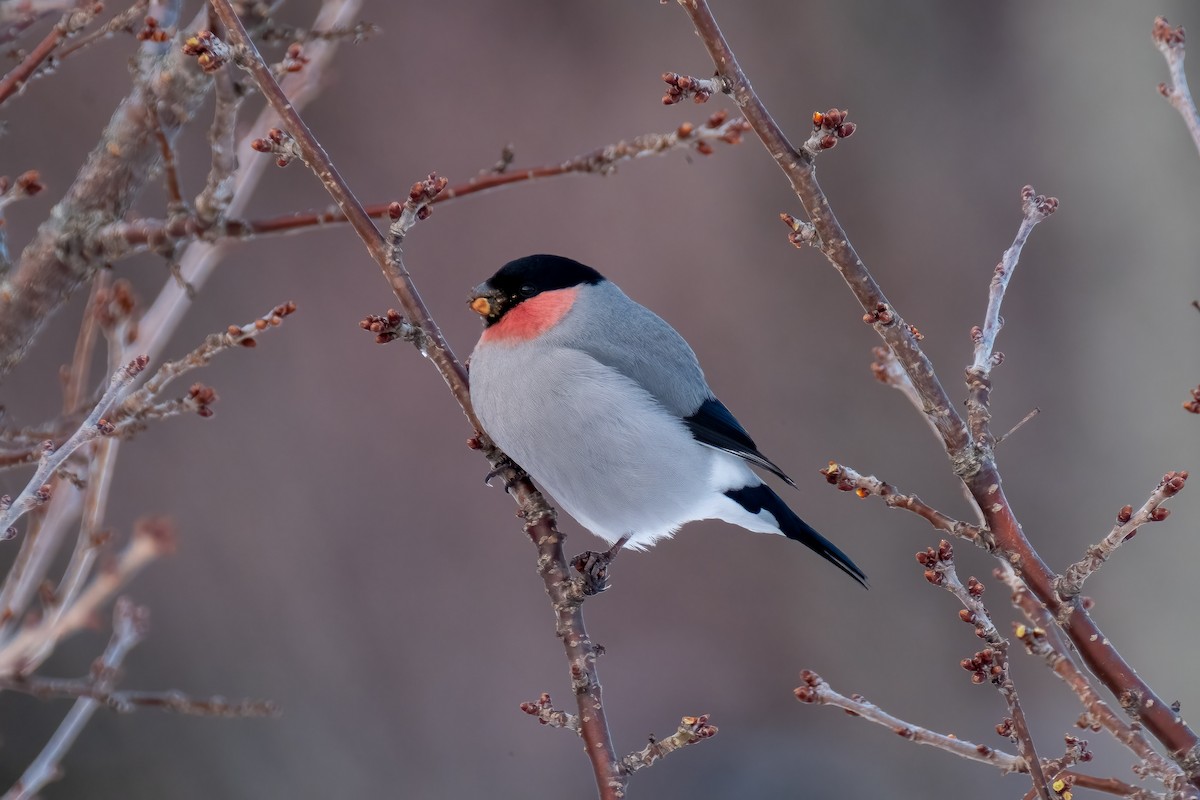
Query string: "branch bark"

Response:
xmin=673 ymin=0 xmax=1200 ymax=789
xmin=202 ymin=3 xmax=628 ymax=795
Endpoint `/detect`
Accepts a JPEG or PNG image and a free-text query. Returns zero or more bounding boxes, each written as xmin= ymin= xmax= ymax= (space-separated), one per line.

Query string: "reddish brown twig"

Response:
xmin=819 ymin=461 xmax=988 ymax=547
xmin=0 ymin=1 xmax=102 ymax=107
xmin=1154 ymin=17 xmax=1200 ymax=159
xmin=918 ymin=541 xmax=1051 ymax=798
xmin=998 ymin=563 xmax=1188 ymax=795
xmin=202 ymin=3 xmax=627 ymax=796
xmin=673 ymin=1 xmax=1200 ymax=786
xmin=96 ymin=112 xmax=750 ymax=253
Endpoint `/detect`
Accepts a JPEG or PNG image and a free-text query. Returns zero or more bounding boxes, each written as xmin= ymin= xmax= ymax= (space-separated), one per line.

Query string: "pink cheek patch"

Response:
xmin=481 ymin=287 xmax=579 ymax=343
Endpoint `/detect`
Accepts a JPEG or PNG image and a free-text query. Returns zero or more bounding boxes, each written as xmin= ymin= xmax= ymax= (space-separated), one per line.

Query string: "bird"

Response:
xmin=466 ymin=254 xmax=866 ymax=590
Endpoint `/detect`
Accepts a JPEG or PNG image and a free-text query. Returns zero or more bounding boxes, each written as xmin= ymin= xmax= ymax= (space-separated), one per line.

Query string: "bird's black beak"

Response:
xmin=468 ymin=283 xmax=504 ymax=320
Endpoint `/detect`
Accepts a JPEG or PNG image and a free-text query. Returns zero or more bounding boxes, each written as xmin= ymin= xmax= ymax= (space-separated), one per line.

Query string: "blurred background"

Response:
xmin=1 ymin=1 xmax=1198 ymax=797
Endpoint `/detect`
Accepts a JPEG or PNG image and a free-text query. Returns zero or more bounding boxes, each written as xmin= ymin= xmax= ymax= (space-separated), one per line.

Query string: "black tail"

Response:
xmin=725 ymin=485 xmax=868 ymax=587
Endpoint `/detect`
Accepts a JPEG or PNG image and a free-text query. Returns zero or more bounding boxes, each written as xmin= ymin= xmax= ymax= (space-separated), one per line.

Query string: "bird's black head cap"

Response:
xmin=471 ymin=254 xmax=606 ymax=324
xmin=487 ymin=254 xmax=605 ymax=297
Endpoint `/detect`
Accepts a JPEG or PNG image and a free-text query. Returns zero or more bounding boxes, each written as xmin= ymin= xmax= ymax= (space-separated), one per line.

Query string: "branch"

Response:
xmin=619 ymin=715 xmax=718 ymax=777
xmin=998 ymin=563 xmax=1191 ymax=796
xmin=1154 ymin=18 xmax=1200 ymax=160
xmin=0 ymin=1 xmax=102 ymax=107
xmin=0 ymin=517 xmax=174 ymax=675
xmin=1057 ymin=472 xmax=1188 ymax=600
xmin=970 ymin=186 xmax=1059 ymax=373
xmin=95 ymin=112 xmax=750 ymax=253
xmin=819 ymin=461 xmax=988 ymax=547
xmin=0 ymin=356 xmax=146 ymax=540
xmin=795 ymin=669 xmax=1025 ymax=772
xmin=0 ymin=3 xmax=209 ymax=381
xmin=918 ymin=540 xmax=1051 ymax=800
xmin=112 ymin=300 xmax=297 ymax=431
xmin=673 ymin=1 xmax=1200 ymax=784
xmin=966 ymin=186 xmax=1057 ymax=445
xmin=0 ymin=674 xmax=277 ymax=717
xmin=2 ymin=598 xmax=146 ymax=800
xmin=200 ymin=3 xmax=628 ymax=796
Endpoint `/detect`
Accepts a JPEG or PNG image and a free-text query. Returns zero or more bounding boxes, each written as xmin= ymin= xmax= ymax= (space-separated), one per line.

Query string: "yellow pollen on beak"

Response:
xmin=470 ymin=297 xmax=492 ymax=316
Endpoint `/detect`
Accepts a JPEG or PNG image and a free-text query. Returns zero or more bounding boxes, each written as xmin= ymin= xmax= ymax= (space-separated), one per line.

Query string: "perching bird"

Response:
xmin=467 ymin=254 xmax=866 ymax=589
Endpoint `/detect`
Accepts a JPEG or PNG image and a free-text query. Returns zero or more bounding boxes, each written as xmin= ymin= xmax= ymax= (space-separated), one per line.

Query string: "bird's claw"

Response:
xmin=571 ymin=534 xmax=631 ymax=596
xmin=483 ymin=456 xmax=519 ymax=493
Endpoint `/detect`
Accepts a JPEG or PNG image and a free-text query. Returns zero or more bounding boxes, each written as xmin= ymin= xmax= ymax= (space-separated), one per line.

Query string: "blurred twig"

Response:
xmin=95 ymin=112 xmax=751 ymax=255
xmin=1154 ymin=17 xmax=1200 ymax=160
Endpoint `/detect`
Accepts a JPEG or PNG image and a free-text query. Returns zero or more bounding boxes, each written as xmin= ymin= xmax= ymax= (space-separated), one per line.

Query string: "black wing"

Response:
xmin=684 ymin=398 xmax=797 ymax=488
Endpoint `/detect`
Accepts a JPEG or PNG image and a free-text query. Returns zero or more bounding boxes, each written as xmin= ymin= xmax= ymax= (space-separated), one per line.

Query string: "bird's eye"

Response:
xmin=518 ymin=284 xmax=537 ymax=297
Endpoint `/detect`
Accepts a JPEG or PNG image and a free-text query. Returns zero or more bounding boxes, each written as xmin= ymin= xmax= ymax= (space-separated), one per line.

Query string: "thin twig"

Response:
xmin=519 ymin=692 xmax=581 ymax=733
xmin=619 ymin=715 xmax=718 ymax=777
xmin=0 ymin=0 xmax=102 ymax=107
xmin=55 ymin=0 xmax=152 ymax=60
xmin=0 ymin=673 xmax=277 ymax=716
xmin=1154 ymin=18 xmax=1200 ymax=159
xmin=966 ymin=186 xmax=1057 ymax=446
xmin=995 ymin=407 xmax=1041 ymax=447
xmin=970 ymin=186 xmax=1059 ymax=373
xmin=0 ymin=517 xmax=173 ymax=675
xmin=114 ymin=300 xmax=296 ymax=428
xmin=673 ymin=2 xmax=1200 ymax=784
xmin=918 ymin=541 xmax=1051 ymax=799
xmin=2 ymin=598 xmax=146 ymax=800
xmin=819 ymin=461 xmax=989 ymax=547
xmin=95 ymin=113 xmax=751 ymax=254
xmin=0 ymin=356 xmax=146 ymax=540
xmin=795 ymin=669 xmax=1025 ymax=772
xmin=1057 ymin=472 xmax=1188 ymax=600
xmin=0 ymin=2 xmax=205 ymax=380
xmin=997 ymin=563 xmax=1191 ymax=797
xmin=201 ymin=3 xmax=628 ymax=796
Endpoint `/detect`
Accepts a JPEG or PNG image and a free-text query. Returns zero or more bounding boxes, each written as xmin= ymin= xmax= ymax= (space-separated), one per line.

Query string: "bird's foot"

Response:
xmin=570 ymin=534 xmax=631 ymax=596
xmin=483 ymin=455 xmax=519 ymax=493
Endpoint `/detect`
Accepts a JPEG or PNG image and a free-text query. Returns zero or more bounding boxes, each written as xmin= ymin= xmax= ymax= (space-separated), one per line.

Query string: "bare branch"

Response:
xmin=0 ymin=674 xmax=276 ymax=717
xmin=0 ymin=356 xmax=146 ymax=540
xmin=619 ymin=715 xmax=718 ymax=777
xmin=96 ymin=112 xmax=751 ymax=254
xmin=997 ymin=563 xmax=1190 ymax=795
xmin=918 ymin=541 xmax=1051 ymax=799
xmin=819 ymin=462 xmax=988 ymax=547
xmin=795 ymin=669 xmax=1025 ymax=772
xmin=201 ymin=3 xmax=627 ymax=795
xmin=970 ymin=185 xmax=1059 ymax=374
xmin=966 ymin=186 xmax=1057 ymax=446
xmin=0 ymin=0 xmax=103 ymax=107
xmin=113 ymin=301 xmax=297 ymax=429
xmin=1154 ymin=18 xmax=1200 ymax=159
xmin=2 ymin=598 xmax=147 ymax=800
xmin=1057 ymin=472 xmax=1188 ymax=600
xmin=0 ymin=3 xmax=209 ymax=381
xmin=0 ymin=517 xmax=174 ymax=675
xmin=673 ymin=2 xmax=1200 ymax=783
xmin=519 ymin=692 xmax=581 ymax=734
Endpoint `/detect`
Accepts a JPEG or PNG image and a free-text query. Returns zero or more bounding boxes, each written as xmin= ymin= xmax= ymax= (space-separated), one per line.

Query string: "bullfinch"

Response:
xmin=467 ymin=254 xmax=866 ymax=588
